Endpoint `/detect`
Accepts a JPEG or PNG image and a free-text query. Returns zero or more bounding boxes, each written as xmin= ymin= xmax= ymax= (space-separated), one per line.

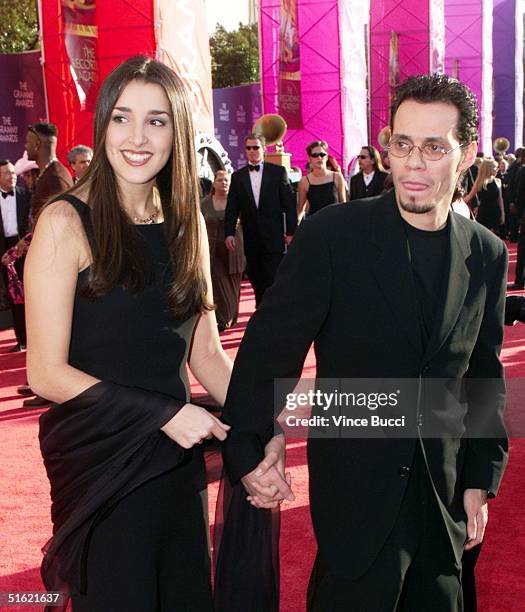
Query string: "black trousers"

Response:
xmin=245 ymin=248 xmax=283 ymax=307
xmin=1 ymin=235 xmax=26 ymax=346
xmin=307 ymin=446 xmax=463 ymax=612
xmin=515 ymin=227 xmax=525 ymax=285
xmin=71 ymin=467 xmax=212 ymax=612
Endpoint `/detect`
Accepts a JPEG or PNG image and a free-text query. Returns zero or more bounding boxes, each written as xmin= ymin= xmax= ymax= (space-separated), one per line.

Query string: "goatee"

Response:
xmin=399 ymin=200 xmax=435 ymax=214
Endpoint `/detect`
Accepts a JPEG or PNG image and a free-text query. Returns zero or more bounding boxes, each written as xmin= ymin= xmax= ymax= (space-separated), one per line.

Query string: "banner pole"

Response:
xmin=36 ymin=0 xmax=50 ymax=121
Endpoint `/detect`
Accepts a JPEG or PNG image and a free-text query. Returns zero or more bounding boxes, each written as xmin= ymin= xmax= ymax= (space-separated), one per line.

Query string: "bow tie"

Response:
xmin=249 ymin=164 xmax=260 ymax=172
xmin=1 ymin=190 xmax=14 ymax=199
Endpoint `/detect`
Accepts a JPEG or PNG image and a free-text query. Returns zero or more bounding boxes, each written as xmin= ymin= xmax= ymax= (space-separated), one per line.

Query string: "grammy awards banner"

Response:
xmin=0 ymin=51 xmax=46 ymax=161
xmin=62 ymin=0 xmax=100 ymax=112
xmin=278 ymin=0 xmax=303 ymax=129
xmin=213 ymin=83 xmax=262 ymax=170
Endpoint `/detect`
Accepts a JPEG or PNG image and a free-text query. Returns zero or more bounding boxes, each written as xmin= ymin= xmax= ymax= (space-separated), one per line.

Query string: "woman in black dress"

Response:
xmin=297 ymin=140 xmax=346 ymax=220
xmin=25 ymin=56 xmax=238 ymax=611
xmin=465 ymin=158 xmax=505 ymax=232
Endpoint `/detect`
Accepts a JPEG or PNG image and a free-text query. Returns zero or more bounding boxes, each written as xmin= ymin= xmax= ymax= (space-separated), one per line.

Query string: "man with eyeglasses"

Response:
xmin=222 ymin=74 xmax=508 ymax=611
xmin=224 ymin=132 xmax=297 ymax=306
xmin=349 ymin=144 xmax=389 ymax=200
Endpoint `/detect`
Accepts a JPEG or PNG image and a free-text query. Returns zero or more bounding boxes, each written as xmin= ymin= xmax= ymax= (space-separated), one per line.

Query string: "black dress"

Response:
xmin=61 ymin=196 xmax=212 ymax=611
xmin=476 ymin=180 xmax=501 ymax=231
xmin=306 ymin=173 xmax=339 ymax=216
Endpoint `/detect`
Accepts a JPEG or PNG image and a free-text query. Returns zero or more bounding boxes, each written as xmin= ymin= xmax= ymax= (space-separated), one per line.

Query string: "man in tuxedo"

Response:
xmin=224 ymin=133 xmax=297 ymax=306
xmin=0 ymin=161 xmax=31 ymax=351
xmin=349 ymin=144 xmax=389 ymax=200
xmin=222 ymin=75 xmax=508 ymax=611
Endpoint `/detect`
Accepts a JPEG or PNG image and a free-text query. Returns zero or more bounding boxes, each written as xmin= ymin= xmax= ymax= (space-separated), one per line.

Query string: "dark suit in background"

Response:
xmin=0 ymin=186 xmax=31 ymax=345
xmin=224 ymin=162 xmax=297 ymax=306
xmin=349 ymin=170 xmax=388 ymax=200
xmin=223 ymin=192 xmax=508 ymax=610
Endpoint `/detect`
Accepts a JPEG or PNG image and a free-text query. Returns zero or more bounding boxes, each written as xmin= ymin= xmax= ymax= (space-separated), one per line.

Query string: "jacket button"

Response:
xmin=398 ymin=465 xmax=411 ymax=478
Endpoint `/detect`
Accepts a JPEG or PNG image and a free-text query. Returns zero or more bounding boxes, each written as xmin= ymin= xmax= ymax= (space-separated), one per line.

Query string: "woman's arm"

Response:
xmin=296 ymin=176 xmax=309 ymax=222
xmin=335 ymin=172 xmax=347 ymax=202
xmin=188 ymin=213 xmax=233 ymax=405
xmin=464 ymin=179 xmax=480 ymax=204
xmin=25 ymin=201 xmax=100 ymax=402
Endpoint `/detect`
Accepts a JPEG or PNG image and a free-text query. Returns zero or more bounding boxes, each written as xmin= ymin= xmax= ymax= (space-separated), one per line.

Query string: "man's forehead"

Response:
xmin=393 ymin=99 xmax=459 ymax=138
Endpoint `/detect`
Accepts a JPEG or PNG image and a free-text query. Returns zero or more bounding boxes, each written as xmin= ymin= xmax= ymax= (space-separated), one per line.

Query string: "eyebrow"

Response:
xmin=392 ymin=133 xmax=449 ymax=144
xmin=113 ymin=107 xmax=170 ymax=115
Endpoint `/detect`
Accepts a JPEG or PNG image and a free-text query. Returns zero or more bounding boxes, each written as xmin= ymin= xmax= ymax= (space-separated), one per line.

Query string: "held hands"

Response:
xmin=224 ymin=236 xmax=236 ymax=252
xmin=284 ymin=235 xmax=293 ymax=247
xmin=241 ymin=434 xmax=295 ymax=509
xmin=161 ymin=403 xmax=230 ymax=449
xmin=463 ymin=488 xmax=489 ymax=550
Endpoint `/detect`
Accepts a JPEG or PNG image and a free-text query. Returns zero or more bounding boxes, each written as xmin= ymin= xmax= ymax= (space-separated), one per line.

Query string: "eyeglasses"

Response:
xmin=357 ymin=155 xmax=370 ymax=160
xmin=310 ymin=152 xmax=327 ymax=158
xmin=245 ymin=145 xmax=261 ymax=151
xmin=387 ymin=139 xmax=466 ymax=162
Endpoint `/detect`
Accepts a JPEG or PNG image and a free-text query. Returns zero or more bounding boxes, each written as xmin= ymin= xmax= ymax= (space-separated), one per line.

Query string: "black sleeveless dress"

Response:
xmin=306 ymin=173 xmax=339 ymax=216
xmin=476 ymin=180 xmax=501 ymax=231
xmin=63 ymin=196 xmax=212 ymax=611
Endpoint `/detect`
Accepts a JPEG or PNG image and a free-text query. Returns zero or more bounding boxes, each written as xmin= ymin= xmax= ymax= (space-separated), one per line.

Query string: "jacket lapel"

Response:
xmin=240 ymin=166 xmax=257 ymax=210
xmin=421 ymin=212 xmax=471 ymax=364
xmin=370 ymin=192 xmax=424 ymax=356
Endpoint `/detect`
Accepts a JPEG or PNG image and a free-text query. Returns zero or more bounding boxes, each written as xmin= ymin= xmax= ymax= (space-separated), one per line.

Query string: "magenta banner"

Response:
xmin=62 ymin=0 xmax=100 ymax=112
xmin=0 ymin=51 xmax=46 ymax=162
xmin=278 ymin=0 xmax=303 ymax=129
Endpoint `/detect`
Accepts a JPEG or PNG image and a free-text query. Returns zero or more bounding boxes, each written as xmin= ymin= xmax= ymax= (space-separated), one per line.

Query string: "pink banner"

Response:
xmin=278 ymin=0 xmax=303 ymax=129
xmin=62 ymin=0 xmax=100 ymax=112
xmin=260 ymin=0 xmax=343 ymax=173
xmin=444 ymin=0 xmax=493 ymax=153
xmin=370 ymin=0 xmax=436 ymax=148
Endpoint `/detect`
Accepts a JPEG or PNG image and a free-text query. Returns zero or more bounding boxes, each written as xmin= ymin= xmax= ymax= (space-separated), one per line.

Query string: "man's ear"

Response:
xmin=458 ymin=141 xmax=477 ymax=173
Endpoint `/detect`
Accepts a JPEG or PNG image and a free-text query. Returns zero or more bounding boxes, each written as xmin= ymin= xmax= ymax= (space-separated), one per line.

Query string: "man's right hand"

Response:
xmin=161 ymin=403 xmax=230 ymax=448
xmin=225 ymin=236 xmax=236 ymax=252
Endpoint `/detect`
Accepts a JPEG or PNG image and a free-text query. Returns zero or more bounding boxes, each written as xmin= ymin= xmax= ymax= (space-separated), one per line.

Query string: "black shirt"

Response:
xmin=403 ymin=218 xmax=450 ymax=346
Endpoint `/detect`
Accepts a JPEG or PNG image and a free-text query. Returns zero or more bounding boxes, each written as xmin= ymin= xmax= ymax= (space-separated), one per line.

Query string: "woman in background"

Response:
xmin=297 ymin=140 xmax=346 ymax=220
xmin=465 ymin=158 xmax=505 ymax=233
xmin=201 ymin=170 xmax=245 ymax=332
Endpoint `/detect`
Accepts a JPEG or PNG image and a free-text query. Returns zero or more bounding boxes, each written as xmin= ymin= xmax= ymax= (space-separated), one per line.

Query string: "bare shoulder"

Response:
xmin=32 ymin=199 xmax=91 ymax=268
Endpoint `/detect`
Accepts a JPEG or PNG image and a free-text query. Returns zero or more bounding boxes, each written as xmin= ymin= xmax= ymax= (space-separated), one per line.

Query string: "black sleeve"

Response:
xmin=349 ymin=175 xmax=357 ymax=200
xmin=463 ymin=244 xmax=509 ymax=497
xmin=279 ymin=166 xmax=297 ymax=235
xmin=222 ymin=215 xmax=332 ymax=483
xmin=224 ymin=174 xmax=241 ymax=237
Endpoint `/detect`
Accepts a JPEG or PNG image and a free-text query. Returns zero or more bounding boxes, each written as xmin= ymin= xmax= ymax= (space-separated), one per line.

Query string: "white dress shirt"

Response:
xmin=363 ymin=170 xmax=375 ymax=186
xmin=0 ymin=191 xmax=19 ymax=237
xmin=249 ymin=161 xmax=264 ymax=208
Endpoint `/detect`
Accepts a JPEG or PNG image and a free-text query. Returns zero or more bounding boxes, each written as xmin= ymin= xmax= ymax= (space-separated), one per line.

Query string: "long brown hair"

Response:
xmin=72 ymin=55 xmax=211 ymax=319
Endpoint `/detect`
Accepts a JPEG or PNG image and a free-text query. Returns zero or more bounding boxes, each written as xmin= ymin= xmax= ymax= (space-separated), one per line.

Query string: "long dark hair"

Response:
xmin=72 ymin=55 xmax=211 ymax=319
xmin=361 ymin=145 xmax=385 ymax=172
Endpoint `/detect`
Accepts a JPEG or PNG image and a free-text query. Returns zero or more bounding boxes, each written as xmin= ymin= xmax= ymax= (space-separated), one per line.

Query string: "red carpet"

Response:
xmin=1 ymin=244 xmax=524 ymax=611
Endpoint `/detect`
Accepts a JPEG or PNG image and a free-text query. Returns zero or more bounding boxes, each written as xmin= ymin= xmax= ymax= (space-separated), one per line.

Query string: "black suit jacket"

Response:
xmin=349 ymin=170 xmax=388 ymax=200
xmin=222 ymin=191 xmax=508 ymax=579
xmin=0 ymin=186 xmax=31 ymax=254
xmin=224 ymin=162 xmax=297 ymax=256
